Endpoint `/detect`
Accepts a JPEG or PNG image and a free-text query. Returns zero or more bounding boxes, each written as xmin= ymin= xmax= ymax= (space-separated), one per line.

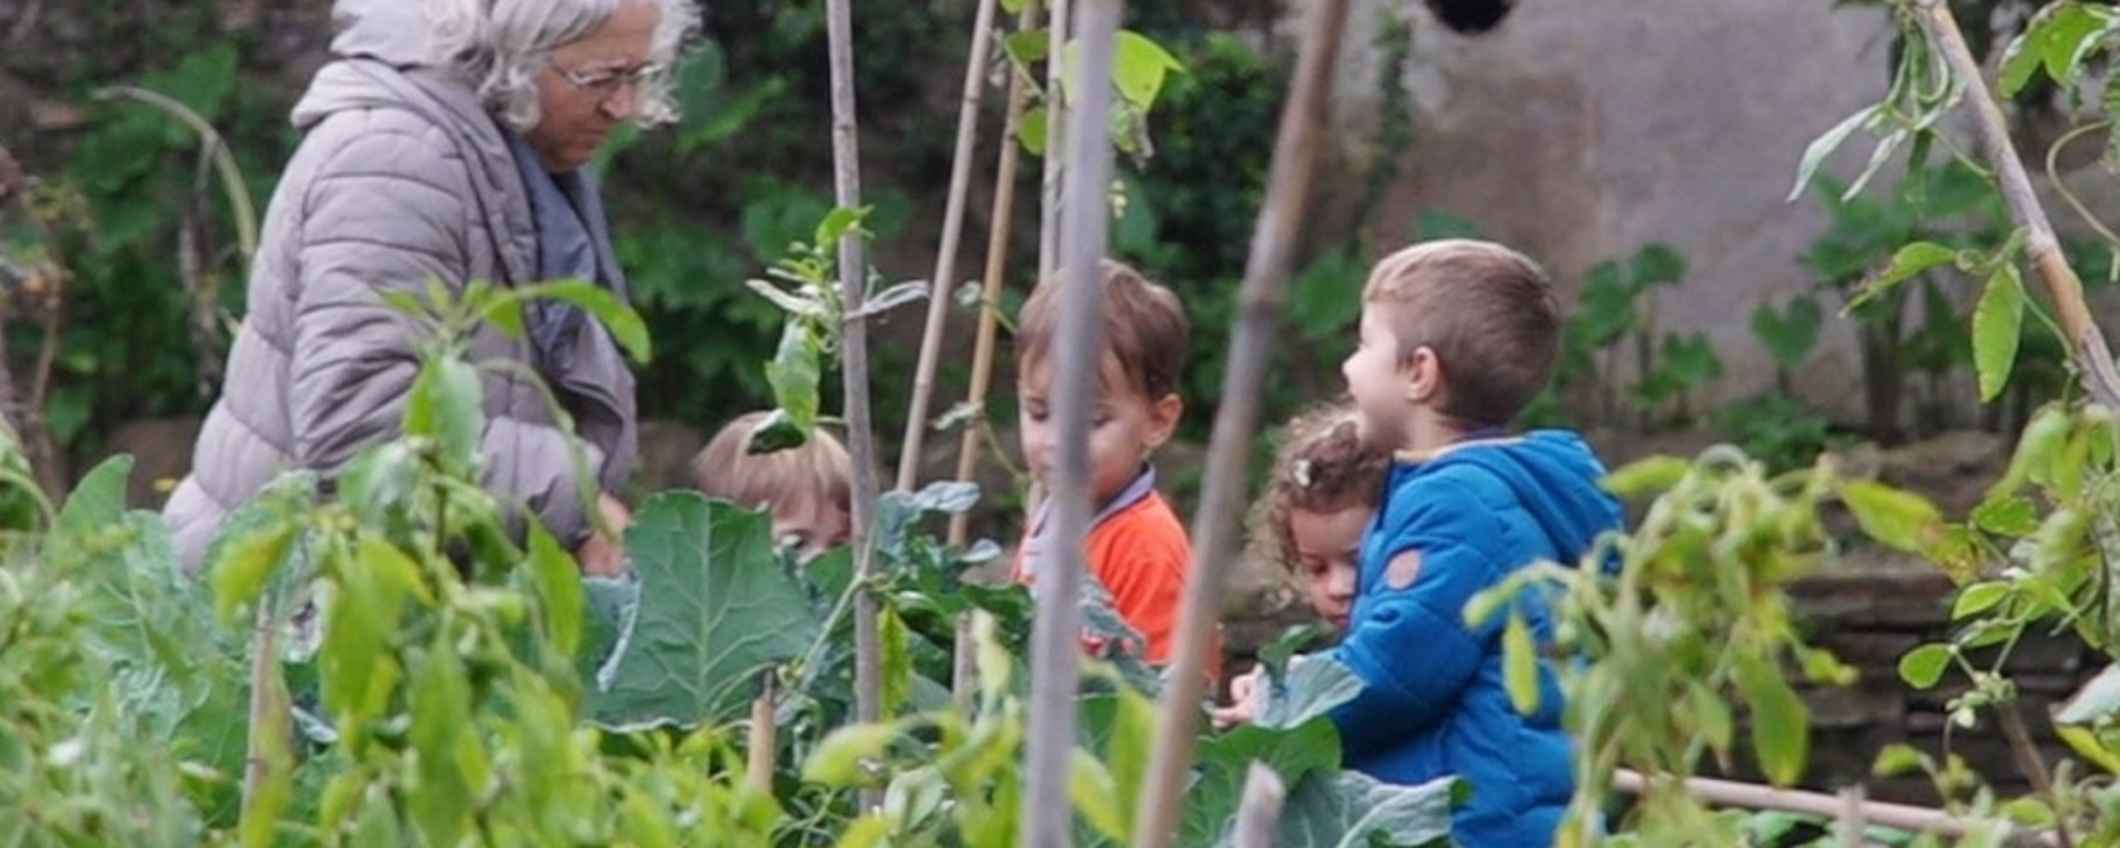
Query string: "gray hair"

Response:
xmin=428 ymin=0 xmax=700 ymax=133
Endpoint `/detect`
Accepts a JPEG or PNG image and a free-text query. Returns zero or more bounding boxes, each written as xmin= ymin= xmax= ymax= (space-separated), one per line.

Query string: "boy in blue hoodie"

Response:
xmin=1219 ymin=240 xmax=1623 ymax=846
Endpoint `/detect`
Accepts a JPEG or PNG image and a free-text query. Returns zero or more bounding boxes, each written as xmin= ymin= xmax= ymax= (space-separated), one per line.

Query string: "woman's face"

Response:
xmin=528 ymin=1 xmax=659 ymax=171
xmin=1286 ymin=505 xmax=1369 ymax=634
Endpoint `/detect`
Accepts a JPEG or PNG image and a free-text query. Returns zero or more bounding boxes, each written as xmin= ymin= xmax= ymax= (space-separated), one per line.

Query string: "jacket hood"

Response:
xmin=1422 ymin=430 xmax=1624 ymax=567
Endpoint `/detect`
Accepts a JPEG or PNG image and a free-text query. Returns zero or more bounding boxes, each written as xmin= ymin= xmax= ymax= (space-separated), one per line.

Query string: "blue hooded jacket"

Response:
xmin=1327 ymin=430 xmax=1623 ymax=846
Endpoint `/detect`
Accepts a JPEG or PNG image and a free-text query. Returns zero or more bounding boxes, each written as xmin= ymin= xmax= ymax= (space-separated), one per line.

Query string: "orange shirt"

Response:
xmin=1014 ymin=489 xmax=1221 ymax=673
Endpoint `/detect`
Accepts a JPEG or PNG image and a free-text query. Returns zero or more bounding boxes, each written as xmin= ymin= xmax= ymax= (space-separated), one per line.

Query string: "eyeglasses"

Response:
xmin=551 ymin=61 xmax=663 ymax=101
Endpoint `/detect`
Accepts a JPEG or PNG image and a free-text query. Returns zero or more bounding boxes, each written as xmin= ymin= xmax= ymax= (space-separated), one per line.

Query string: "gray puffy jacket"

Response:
xmin=164 ymin=0 xmax=638 ymax=571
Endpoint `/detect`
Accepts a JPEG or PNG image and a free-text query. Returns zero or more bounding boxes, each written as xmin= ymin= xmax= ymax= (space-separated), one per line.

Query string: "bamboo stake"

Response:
xmin=1613 ymin=770 xmax=2054 ymax=846
xmin=1913 ymin=0 xmax=2120 ymax=411
xmin=1129 ymin=0 xmax=1351 ymax=843
xmin=895 ymin=0 xmax=1003 ymax=493
xmin=823 ymin=0 xmax=885 ymax=806
xmin=949 ymin=0 xmax=1041 ymax=706
xmin=746 ymin=674 xmax=777 ymax=793
xmin=1231 ymin=763 xmax=1287 ymax=848
xmin=1020 ymin=0 xmax=1120 ymax=843
xmin=1037 ymin=0 xmax=1071 ymax=281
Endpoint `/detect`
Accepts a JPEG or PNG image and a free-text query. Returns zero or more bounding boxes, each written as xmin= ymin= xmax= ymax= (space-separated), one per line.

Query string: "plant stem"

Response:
xmin=1021 ymin=0 xmax=1119 ymax=843
xmin=950 ymin=0 xmax=1040 ymax=708
xmin=1038 ymin=0 xmax=1071 ymax=281
xmin=241 ymin=592 xmax=286 ymax=826
xmin=1914 ymin=0 xmax=2120 ymax=411
xmin=896 ymin=0 xmax=1002 ymax=495
xmin=1999 ymin=700 xmax=2075 ymax=848
xmin=823 ymin=0 xmax=884 ymax=808
xmin=2045 ymin=121 xmax=2120 ymax=249
xmin=1130 ymin=0 xmax=1351 ymax=843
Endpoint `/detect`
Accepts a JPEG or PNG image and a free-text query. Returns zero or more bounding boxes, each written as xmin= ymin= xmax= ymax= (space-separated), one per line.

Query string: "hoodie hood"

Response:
xmin=330 ymin=0 xmax=434 ymax=69
xmin=1418 ymin=429 xmax=1624 ymax=567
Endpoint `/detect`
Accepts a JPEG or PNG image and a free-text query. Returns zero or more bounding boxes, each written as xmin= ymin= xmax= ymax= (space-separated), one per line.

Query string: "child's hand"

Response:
xmin=576 ymin=493 xmax=633 ymax=577
xmin=1209 ymin=666 xmax=1267 ymax=729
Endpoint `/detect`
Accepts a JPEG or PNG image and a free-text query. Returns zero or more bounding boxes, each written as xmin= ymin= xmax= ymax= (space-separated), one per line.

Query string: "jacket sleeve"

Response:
xmin=1327 ymin=474 xmax=1504 ymax=750
xmin=288 ymin=113 xmax=596 ymax=546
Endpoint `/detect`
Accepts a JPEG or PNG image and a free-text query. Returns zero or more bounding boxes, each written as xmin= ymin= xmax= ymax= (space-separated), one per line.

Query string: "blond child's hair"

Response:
xmin=1015 ymin=258 xmax=1190 ymax=399
xmin=1246 ymin=403 xmax=1391 ymax=577
xmin=1363 ymin=239 xmax=1559 ymax=427
xmin=691 ymin=412 xmax=853 ymax=516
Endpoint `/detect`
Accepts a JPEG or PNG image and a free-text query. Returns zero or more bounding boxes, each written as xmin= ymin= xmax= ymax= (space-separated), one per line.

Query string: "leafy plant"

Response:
xmin=1571 ymin=242 xmax=1717 ymax=428
xmin=1713 ymin=393 xmax=1849 ymax=475
xmin=1469 ymin=448 xmax=1870 ymax=844
xmin=1752 ymin=295 xmax=1824 ymax=396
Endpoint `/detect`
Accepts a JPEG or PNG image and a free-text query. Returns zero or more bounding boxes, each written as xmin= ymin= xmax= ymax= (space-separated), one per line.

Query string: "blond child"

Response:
xmin=1011 ymin=258 xmax=1209 ymax=667
xmin=691 ymin=412 xmax=853 ymax=562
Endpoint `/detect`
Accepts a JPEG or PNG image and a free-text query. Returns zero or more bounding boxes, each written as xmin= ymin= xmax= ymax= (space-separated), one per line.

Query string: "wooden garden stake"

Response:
xmin=1038 ymin=0 xmax=1071 ymax=281
xmin=746 ymin=674 xmax=777 ymax=793
xmin=1913 ymin=0 xmax=2120 ymax=411
xmin=823 ymin=0 xmax=885 ymax=802
xmin=1020 ymin=0 xmax=1120 ymax=843
xmin=949 ymin=0 xmax=1041 ymax=705
xmin=1231 ymin=763 xmax=1287 ymax=848
xmin=895 ymin=0 xmax=1002 ymax=493
xmin=1130 ymin=0 xmax=1352 ymax=843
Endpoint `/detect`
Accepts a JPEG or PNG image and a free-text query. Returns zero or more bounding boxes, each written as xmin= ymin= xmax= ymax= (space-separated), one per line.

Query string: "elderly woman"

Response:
xmin=165 ymin=0 xmax=696 ymax=575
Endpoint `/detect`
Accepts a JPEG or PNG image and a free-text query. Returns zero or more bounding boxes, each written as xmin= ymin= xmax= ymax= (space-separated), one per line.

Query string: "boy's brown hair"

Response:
xmin=1363 ymin=239 xmax=1559 ymax=428
xmin=1016 ymin=258 xmax=1189 ymax=399
xmin=691 ymin=412 xmax=853 ymax=515
xmin=1247 ymin=403 xmax=1391 ymax=576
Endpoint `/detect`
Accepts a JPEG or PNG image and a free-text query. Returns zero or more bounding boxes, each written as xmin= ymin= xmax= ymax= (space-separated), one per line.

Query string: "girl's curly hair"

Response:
xmin=1246 ymin=403 xmax=1390 ymax=577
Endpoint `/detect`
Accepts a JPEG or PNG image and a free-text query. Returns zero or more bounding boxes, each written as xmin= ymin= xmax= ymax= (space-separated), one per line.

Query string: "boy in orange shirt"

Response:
xmin=1012 ymin=259 xmax=1212 ymax=667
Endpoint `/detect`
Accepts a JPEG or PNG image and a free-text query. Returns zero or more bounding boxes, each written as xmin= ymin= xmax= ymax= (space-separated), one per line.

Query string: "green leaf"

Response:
xmin=577 ymin=575 xmax=639 ymax=687
xmin=1971 ymin=496 xmax=2038 ymax=539
xmin=590 ymin=494 xmax=823 ymax=729
xmin=815 ymin=205 xmax=872 ymax=246
xmin=763 ymin=322 xmax=822 ymax=439
xmin=1856 ymin=242 xmax=1957 ymax=309
xmin=1898 ymin=643 xmax=1954 ymax=689
xmin=1789 ymin=106 xmax=1879 ymax=202
xmin=1973 ymin=264 xmax=2025 ymax=402
xmin=1751 ymin=296 xmax=1823 ymax=370
xmin=1070 ymin=748 xmax=1129 ymax=843
xmin=880 ymin=605 xmax=910 ymax=718
xmin=1005 ymin=29 xmax=1048 ymax=65
xmin=1951 ymin=582 xmax=2010 ymax=620
xmin=403 ymin=357 xmax=484 ymax=476
xmin=1503 ymin=610 xmax=1540 ymax=715
xmin=2058 ymin=724 xmax=2120 ymax=775
xmin=1264 ymin=773 xmax=1462 ymax=848
xmin=744 ymin=408 xmax=809 ymax=454
xmin=1257 ymin=653 xmax=1365 ymax=729
xmin=1602 ymin=456 xmax=1690 ymax=500
xmin=803 ymin=723 xmax=898 ymax=787
xmin=1734 ymin=653 xmax=1808 ymax=786
xmin=1688 ymin=681 xmax=1734 ymax=753
xmin=1873 ymin=743 xmax=1930 ymax=778
xmin=1018 ymin=105 xmax=1051 ymax=156
xmin=1992 ymin=404 xmax=2073 ymax=501
xmin=527 ymin=522 xmax=586 ymax=658
xmin=407 ymin=644 xmax=476 ymax=848
xmin=2058 ymin=664 xmax=2120 ymax=725
xmin=1840 ymin=480 xmax=1943 ymax=554
xmin=55 ymin=455 xmax=132 ymax=537
xmin=1112 ymin=31 xmax=1184 ymax=110
xmin=479 ymin=293 xmax=526 ymax=339
xmin=1630 ymin=243 xmax=1686 ymax=288
xmin=514 ymin=279 xmax=653 ymax=364
xmin=832 ymin=814 xmax=894 ymax=848
xmin=210 ymin=522 xmax=298 ymax=626
xmin=1185 ymin=719 xmax=1342 ymax=846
